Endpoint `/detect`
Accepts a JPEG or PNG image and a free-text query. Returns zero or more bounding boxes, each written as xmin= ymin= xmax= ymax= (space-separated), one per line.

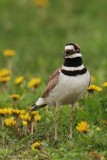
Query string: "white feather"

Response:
xmin=65 ymin=45 xmax=74 ymax=50
xmin=62 ymin=64 xmax=84 ymax=71
xmin=36 ymin=98 xmax=45 ymax=106
xmin=45 ymin=70 xmax=90 ymax=106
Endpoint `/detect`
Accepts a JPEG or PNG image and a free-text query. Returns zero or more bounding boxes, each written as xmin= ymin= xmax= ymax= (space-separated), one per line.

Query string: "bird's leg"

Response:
xmin=54 ymin=105 xmax=60 ymax=141
xmin=69 ymin=103 xmax=75 ymax=140
xmin=46 ymin=106 xmax=49 ymax=113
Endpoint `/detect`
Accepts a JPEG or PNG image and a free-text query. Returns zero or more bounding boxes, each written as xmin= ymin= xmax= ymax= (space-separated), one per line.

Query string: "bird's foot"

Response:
xmin=54 ymin=136 xmax=58 ymax=142
xmin=68 ymin=134 xmax=73 ymax=140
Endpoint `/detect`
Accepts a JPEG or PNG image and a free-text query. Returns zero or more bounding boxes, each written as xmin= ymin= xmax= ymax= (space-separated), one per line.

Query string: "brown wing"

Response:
xmin=48 ymin=67 xmax=61 ymax=81
xmin=42 ymin=67 xmax=61 ymax=98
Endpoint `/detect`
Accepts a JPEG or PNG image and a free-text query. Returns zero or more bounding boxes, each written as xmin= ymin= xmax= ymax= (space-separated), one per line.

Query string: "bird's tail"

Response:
xmin=31 ymin=104 xmax=46 ymax=111
xmin=30 ymin=98 xmax=47 ymax=111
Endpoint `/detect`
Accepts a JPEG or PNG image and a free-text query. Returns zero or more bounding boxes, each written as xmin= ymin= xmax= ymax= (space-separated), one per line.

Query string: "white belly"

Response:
xmin=45 ymin=71 xmax=90 ymax=106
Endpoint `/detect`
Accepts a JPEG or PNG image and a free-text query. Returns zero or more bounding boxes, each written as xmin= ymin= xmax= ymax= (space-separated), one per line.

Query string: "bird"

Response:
xmin=31 ymin=43 xmax=90 ymax=141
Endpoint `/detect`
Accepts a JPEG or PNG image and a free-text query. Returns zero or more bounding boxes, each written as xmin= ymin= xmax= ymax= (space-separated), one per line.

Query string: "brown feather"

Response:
xmin=42 ymin=67 xmax=61 ymax=98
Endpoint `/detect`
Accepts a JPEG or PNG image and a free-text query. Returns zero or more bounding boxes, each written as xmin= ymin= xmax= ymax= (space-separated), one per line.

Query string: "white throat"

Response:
xmin=62 ymin=64 xmax=84 ymax=71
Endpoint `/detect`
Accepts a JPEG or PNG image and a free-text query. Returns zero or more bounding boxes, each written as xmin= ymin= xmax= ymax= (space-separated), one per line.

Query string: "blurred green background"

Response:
xmin=0 ymin=0 xmax=107 ymax=82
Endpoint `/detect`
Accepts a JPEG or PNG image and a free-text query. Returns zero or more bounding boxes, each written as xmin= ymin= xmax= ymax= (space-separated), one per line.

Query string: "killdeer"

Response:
xmin=31 ymin=43 xmax=90 ymax=140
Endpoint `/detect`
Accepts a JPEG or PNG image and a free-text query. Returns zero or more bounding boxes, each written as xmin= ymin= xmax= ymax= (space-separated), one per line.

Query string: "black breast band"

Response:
xmin=61 ymin=68 xmax=87 ymax=76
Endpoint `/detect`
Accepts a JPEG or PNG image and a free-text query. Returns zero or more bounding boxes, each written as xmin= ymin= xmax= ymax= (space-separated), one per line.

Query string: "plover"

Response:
xmin=31 ymin=43 xmax=90 ymax=140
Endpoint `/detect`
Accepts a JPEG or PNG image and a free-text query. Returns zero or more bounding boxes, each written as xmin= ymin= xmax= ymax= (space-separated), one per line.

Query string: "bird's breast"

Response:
xmin=45 ymin=70 xmax=90 ymax=106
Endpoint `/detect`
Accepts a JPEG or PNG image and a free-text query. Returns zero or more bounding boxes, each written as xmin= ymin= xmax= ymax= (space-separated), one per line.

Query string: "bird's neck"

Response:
xmin=64 ymin=56 xmax=83 ymax=67
xmin=61 ymin=53 xmax=87 ymax=76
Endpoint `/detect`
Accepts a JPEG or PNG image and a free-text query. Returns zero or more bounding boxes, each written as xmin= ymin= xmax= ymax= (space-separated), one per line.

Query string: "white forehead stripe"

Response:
xmin=65 ymin=45 xmax=74 ymax=50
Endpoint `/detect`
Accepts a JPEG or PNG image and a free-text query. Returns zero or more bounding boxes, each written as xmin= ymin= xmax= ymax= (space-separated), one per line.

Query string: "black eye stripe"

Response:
xmin=65 ymin=49 xmax=75 ymax=55
xmin=66 ymin=50 xmax=73 ymax=54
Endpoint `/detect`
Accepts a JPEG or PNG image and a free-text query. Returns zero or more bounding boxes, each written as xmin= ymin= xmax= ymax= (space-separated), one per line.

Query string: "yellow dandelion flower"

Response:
xmin=10 ymin=94 xmax=20 ymax=101
xmin=3 ymin=49 xmax=16 ymax=57
xmin=22 ymin=120 xmax=28 ymax=126
xmin=0 ymin=108 xmax=12 ymax=115
xmin=12 ymin=109 xmax=26 ymax=115
xmin=28 ymin=78 xmax=41 ymax=88
xmin=34 ymin=114 xmax=41 ymax=121
xmin=95 ymin=86 xmax=103 ymax=91
xmin=0 ymin=76 xmax=11 ymax=83
xmin=76 ymin=121 xmax=89 ymax=133
xmin=34 ymin=0 xmax=48 ymax=7
xmin=0 ymin=109 xmax=4 ymax=115
xmin=87 ymin=85 xmax=103 ymax=93
xmin=0 ymin=68 xmax=11 ymax=77
xmin=0 ymin=109 xmax=6 ymax=116
xmin=4 ymin=117 xmax=16 ymax=126
xmin=31 ymin=141 xmax=41 ymax=150
xmin=19 ymin=112 xmax=31 ymax=122
xmin=30 ymin=111 xmax=38 ymax=116
xmin=12 ymin=109 xmax=21 ymax=115
xmin=24 ymin=113 xmax=31 ymax=121
xmin=103 ymin=82 xmax=107 ymax=87
xmin=19 ymin=109 xmax=26 ymax=115
xmin=4 ymin=108 xmax=13 ymax=115
xmin=14 ymin=76 xmax=24 ymax=85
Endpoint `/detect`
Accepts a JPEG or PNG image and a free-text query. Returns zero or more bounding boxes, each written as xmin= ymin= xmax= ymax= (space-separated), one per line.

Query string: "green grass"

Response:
xmin=0 ymin=0 xmax=107 ymax=159
xmin=0 ymin=0 xmax=107 ymax=81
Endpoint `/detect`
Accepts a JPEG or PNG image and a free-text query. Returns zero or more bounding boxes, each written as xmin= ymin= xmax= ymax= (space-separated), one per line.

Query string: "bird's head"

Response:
xmin=64 ymin=43 xmax=80 ymax=58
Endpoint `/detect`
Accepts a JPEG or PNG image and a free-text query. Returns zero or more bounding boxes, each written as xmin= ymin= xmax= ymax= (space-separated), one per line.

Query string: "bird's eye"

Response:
xmin=66 ymin=50 xmax=71 ymax=54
